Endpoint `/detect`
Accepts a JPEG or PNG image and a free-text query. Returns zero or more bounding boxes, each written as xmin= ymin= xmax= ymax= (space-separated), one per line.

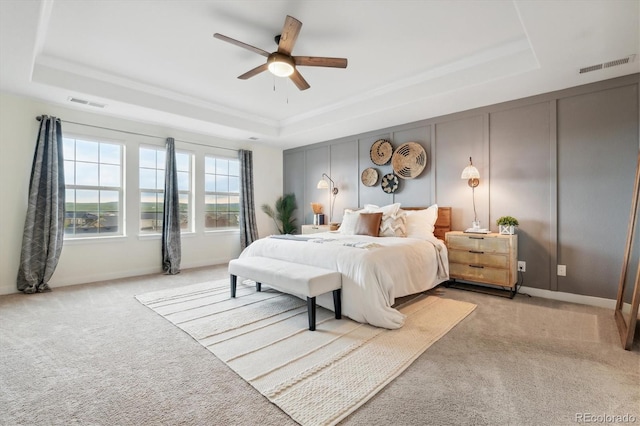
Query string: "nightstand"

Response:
xmin=445 ymin=231 xmax=518 ymax=298
xmin=301 ymin=224 xmax=331 ymax=234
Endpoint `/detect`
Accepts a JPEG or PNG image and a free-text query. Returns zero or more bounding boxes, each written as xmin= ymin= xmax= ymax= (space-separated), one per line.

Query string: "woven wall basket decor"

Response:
xmin=361 ymin=167 xmax=379 ymax=187
xmin=391 ymin=142 xmax=427 ymax=179
xmin=370 ymin=139 xmax=393 ymax=166
xmin=381 ymin=173 xmax=399 ymax=193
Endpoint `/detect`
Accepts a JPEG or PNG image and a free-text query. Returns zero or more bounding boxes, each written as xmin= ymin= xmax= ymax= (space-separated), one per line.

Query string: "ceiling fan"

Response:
xmin=213 ymin=15 xmax=348 ymax=91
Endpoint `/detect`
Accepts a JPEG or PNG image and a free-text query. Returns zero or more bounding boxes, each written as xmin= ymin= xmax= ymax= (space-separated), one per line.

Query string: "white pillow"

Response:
xmin=404 ymin=204 xmax=438 ymax=239
xmin=339 ymin=209 xmax=362 ymax=235
xmin=363 ymin=203 xmax=406 ymax=237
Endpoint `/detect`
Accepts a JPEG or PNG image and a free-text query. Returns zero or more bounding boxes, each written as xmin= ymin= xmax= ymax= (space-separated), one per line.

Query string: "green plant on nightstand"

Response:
xmin=496 ymin=216 xmax=519 ymax=235
xmin=261 ymin=193 xmax=298 ymax=234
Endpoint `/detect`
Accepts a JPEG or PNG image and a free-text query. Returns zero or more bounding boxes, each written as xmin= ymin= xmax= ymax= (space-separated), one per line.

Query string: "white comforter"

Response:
xmin=239 ymin=232 xmax=449 ymax=329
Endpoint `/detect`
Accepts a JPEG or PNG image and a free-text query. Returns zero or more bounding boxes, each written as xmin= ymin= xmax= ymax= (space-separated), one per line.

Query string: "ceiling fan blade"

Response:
xmin=237 ymin=63 xmax=269 ymax=80
xmin=289 ymin=69 xmax=310 ymax=91
xmin=213 ymin=33 xmax=270 ymax=58
xmin=277 ymin=15 xmax=302 ymax=56
xmin=294 ymin=56 xmax=348 ymax=68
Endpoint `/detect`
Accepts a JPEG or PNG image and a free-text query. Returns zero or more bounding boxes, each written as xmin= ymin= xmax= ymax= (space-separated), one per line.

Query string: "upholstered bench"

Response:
xmin=228 ymin=256 xmax=342 ymax=331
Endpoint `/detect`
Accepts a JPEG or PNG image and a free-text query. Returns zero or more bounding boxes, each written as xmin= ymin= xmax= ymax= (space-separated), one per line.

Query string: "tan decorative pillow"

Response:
xmin=354 ymin=212 xmax=383 ymax=237
xmin=364 ymin=203 xmax=406 ymax=237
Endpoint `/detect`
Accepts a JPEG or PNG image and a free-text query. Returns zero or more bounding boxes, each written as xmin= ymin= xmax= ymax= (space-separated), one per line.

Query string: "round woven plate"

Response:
xmin=381 ymin=173 xmax=399 ymax=194
xmin=370 ymin=139 xmax=393 ymax=165
xmin=361 ymin=167 xmax=379 ymax=187
xmin=391 ymin=142 xmax=427 ymax=179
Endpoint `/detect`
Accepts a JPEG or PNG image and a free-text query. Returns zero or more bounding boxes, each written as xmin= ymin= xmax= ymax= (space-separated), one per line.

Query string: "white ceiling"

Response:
xmin=1 ymin=0 xmax=638 ymax=149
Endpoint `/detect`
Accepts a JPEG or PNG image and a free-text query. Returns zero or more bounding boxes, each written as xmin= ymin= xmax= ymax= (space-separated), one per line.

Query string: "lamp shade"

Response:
xmin=461 ymin=156 xmax=480 ymax=179
xmin=461 ymin=165 xmax=480 ymax=179
xmin=317 ymin=179 xmax=329 ymax=189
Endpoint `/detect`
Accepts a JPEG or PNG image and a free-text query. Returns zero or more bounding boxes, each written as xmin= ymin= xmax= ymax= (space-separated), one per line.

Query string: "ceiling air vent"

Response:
xmin=579 ymin=55 xmax=636 ymax=74
xmin=68 ymin=97 xmax=106 ymax=108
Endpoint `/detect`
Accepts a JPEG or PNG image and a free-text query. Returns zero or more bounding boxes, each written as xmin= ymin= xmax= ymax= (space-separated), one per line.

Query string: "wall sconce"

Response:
xmin=317 ymin=173 xmax=339 ymax=222
xmin=461 ymin=157 xmax=481 ymax=230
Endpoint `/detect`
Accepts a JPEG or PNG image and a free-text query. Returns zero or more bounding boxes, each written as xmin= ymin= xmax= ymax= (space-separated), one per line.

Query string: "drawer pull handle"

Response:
xmin=469 ymin=265 xmax=484 ymax=269
xmin=469 ymin=236 xmax=484 ymax=240
xmin=469 ymin=250 xmax=484 ymax=254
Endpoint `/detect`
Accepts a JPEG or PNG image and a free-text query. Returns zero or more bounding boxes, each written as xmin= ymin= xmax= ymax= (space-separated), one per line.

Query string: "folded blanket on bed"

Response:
xmin=309 ymin=238 xmax=382 ymax=249
xmin=269 ymin=234 xmax=315 ymax=241
xmin=269 ymin=234 xmax=381 ymax=249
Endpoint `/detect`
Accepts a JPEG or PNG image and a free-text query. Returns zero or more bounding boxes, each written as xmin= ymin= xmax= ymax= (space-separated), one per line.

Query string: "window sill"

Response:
xmin=64 ymin=235 xmax=127 ymax=244
xmin=205 ymin=228 xmax=240 ymax=236
xmin=138 ymin=231 xmax=196 ymax=240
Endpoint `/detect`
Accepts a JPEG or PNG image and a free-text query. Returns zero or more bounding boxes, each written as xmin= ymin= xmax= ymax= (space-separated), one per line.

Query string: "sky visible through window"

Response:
xmin=205 ymin=156 xmax=240 ymax=229
xmin=63 ymin=137 xmax=123 ymax=237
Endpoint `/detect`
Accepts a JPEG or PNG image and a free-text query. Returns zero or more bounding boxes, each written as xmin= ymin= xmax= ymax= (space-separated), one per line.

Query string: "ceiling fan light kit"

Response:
xmin=267 ymin=53 xmax=295 ymax=77
xmin=214 ymin=15 xmax=347 ymax=90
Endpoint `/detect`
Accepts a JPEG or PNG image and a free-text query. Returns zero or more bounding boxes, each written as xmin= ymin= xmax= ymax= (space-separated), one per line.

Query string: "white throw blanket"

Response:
xmin=270 ymin=234 xmax=382 ymax=249
xmin=240 ymin=232 xmax=449 ymax=329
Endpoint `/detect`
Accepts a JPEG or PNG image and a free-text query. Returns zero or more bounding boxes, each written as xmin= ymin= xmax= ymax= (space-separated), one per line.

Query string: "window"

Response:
xmin=139 ymin=146 xmax=192 ymax=233
xmin=63 ymin=137 xmax=123 ymax=237
xmin=205 ymin=156 xmax=239 ymax=229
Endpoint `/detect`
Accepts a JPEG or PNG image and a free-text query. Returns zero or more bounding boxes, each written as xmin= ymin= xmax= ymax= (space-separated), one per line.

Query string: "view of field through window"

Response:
xmin=139 ymin=146 xmax=192 ymax=233
xmin=63 ymin=137 xmax=123 ymax=237
xmin=205 ymin=156 xmax=240 ymax=229
xmin=62 ymin=137 xmax=239 ymax=239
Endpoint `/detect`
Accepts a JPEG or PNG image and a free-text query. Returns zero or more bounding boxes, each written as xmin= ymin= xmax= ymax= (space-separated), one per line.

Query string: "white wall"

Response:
xmin=0 ymin=92 xmax=283 ymax=295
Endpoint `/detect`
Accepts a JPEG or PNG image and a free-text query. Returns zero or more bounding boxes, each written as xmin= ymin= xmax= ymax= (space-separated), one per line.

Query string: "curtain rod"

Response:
xmin=35 ymin=115 xmax=239 ymax=152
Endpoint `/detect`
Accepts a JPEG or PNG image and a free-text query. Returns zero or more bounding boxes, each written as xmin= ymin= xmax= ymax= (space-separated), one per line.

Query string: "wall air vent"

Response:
xmin=579 ymin=64 xmax=603 ymax=74
xmin=68 ymin=97 xmax=106 ymax=108
xmin=579 ymin=55 xmax=636 ymax=74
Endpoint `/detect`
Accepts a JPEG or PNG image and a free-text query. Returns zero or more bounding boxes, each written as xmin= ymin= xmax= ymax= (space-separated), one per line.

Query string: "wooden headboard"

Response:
xmin=403 ymin=207 xmax=452 ymax=241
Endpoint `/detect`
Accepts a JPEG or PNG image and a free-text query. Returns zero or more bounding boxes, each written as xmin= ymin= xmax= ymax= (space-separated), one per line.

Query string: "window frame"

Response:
xmin=62 ymin=134 xmax=125 ymax=240
xmin=204 ymin=154 xmax=240 ymax=231
xmin=138 ymin=144 xmax=194 ymax=235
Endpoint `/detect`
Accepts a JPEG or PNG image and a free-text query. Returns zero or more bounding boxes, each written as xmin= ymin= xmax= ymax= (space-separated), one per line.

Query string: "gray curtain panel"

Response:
xmin=17 ymin=116 xmax=65 ymax=293
xmin=239 ymin=149 xmax=259 ymax=250
xmin=162 ymin=137 xmax=181 ymax=274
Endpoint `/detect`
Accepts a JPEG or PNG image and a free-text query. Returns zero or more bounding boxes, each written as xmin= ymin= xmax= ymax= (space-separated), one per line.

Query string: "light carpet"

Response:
xmin=136 ymin=279 xmax=476 ymax=426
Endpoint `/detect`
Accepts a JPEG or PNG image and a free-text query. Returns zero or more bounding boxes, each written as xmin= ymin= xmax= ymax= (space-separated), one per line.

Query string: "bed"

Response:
xmin=239 ymin=204 xmax=452 ymax=329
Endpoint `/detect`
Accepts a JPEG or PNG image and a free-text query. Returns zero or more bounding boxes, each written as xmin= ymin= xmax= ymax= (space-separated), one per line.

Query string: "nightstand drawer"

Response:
xmin=301 ymin=225 xmax=330 ymax=234
xmin=449 ymin=263 xmax=511 ymax=287
xmin=449 ymin=250 xmax=509 ymax=269
xmin=446 ymin=235 xmax=509 ymax=253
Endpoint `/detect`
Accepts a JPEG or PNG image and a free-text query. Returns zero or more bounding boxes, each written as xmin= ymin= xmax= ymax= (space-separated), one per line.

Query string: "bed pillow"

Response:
xmin=363 ymin=203 xmax=406 ymax=237
xmin=404 ymin=204 xmax=438 ymax=239
xmin=339 ymin=209 xmax=361 ymax=235
xmin=354 ymin=212 xmax=383 ymax=237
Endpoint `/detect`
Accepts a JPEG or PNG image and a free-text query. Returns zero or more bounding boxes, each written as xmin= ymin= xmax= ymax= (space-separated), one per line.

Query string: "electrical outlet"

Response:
xmin=518 ymin=261 xmax=526 ymax=272
xmin=557 ymin=265 xmax=567 ymax=276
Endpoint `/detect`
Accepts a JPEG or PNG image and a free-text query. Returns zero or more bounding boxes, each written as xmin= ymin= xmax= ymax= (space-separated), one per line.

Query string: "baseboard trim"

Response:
xmin=520 ymin=286 xmax=615 ymax=309
xmin=45 ymin=257 xmax=234 ymax=291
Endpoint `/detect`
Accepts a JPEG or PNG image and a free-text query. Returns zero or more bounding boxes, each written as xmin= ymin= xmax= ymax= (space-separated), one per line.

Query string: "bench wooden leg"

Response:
xmin=333 ymin=289 xmax=342 ymax=319
xmin=230 ymin=274 xmax=237 ymax=298
xmin=256 ymin=282 xmax=262 ymax=292
xmin=307 ymin=296 xmax=316 ymax=331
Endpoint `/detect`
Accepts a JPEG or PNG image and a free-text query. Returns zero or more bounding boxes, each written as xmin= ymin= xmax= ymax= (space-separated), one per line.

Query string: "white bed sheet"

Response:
xmin=239 ymin=232 xmax=449 ymax=329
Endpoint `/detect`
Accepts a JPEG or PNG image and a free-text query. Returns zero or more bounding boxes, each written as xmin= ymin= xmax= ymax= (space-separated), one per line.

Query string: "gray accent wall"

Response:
xmin=283 ymin=74 xmax=639 ymax=299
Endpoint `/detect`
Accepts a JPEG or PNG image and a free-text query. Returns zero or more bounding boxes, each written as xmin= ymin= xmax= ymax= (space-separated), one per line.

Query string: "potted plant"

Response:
xmin=496 ymin=216 xmax=519 ymax=235
xmin=261 ymin=193 xmax=298 ymax=234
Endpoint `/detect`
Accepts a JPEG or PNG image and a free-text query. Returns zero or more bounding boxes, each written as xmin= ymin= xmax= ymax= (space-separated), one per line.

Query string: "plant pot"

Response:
xmin=499 ymin=225 xmax=515 ymax=235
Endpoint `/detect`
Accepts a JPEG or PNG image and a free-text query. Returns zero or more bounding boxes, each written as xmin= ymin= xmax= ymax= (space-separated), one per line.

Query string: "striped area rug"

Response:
xmin=136 ymin=279 xmax=476 ymax=426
